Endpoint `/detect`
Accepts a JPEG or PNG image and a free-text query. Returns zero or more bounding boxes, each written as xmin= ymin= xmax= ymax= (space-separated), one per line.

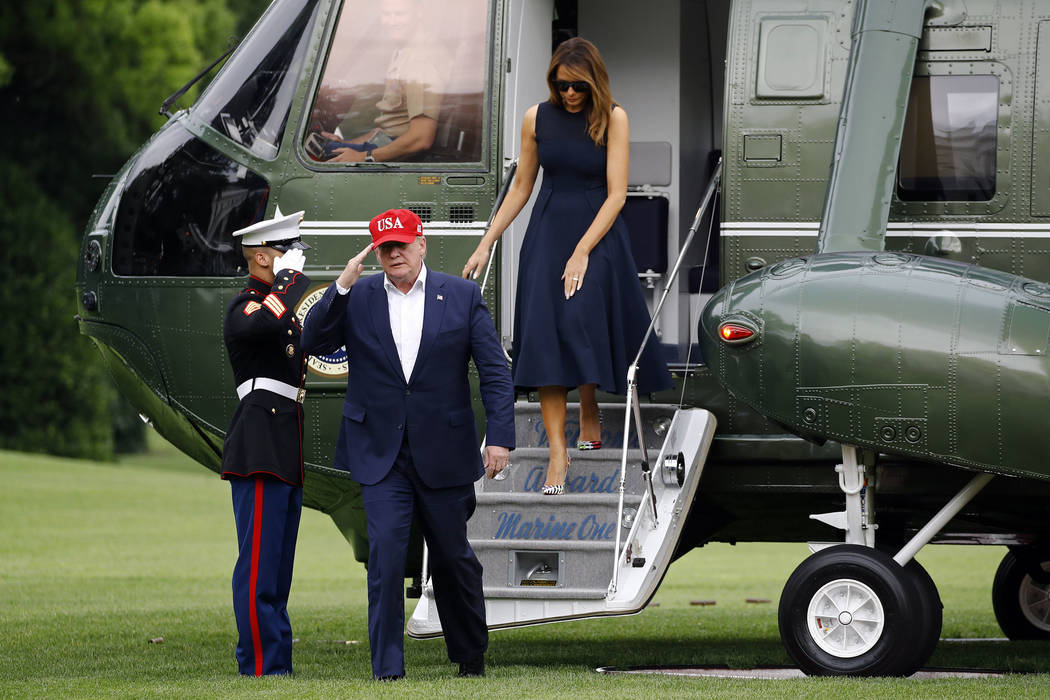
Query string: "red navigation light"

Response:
xmin=718 ymin=322 xmax=756 ymax=344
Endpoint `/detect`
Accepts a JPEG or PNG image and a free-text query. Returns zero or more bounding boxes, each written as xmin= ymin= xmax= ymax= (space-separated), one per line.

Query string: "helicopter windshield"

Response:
xmin=304 ymin=0 xmax=490 ymax=164
xmin=111 ymin=124 xmax=269 ymax=277
xmin=193 ymin=0 xmax=322 ymax=159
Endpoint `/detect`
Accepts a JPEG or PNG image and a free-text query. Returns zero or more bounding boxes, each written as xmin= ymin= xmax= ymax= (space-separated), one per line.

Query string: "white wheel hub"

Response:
xmin=1018 ymin=563 xmax=1050 ymax=632
xmin=806 ymin=578 xmax=885 ymax=658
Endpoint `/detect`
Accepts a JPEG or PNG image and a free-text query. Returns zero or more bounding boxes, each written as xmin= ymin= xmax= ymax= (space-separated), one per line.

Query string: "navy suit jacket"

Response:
xmin=301 ymin=268 xmax=515 ymax=488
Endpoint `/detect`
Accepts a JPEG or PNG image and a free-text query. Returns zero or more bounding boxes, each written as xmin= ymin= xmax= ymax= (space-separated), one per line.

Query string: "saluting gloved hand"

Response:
xmin=274 ymin=248 xmax=306 ymax=273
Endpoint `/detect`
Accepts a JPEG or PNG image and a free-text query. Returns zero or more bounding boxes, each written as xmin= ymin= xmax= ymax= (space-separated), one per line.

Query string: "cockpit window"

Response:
xmin=112 ymin=124 xmax=269 ymax=277
xmin=304 ymin=0 xmax=490 ymax=164
xmin=898 ymin=75 xmax=999 ymax=202
xmin=193 ymin=0 xmax=321 ymax=160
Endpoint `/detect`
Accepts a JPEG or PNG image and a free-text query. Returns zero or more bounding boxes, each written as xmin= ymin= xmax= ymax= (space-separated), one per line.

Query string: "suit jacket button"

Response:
xmin=397 ymin=424 xmax=403 ymax=430
xmin=404 ymin=389 xmax=411 ymax=395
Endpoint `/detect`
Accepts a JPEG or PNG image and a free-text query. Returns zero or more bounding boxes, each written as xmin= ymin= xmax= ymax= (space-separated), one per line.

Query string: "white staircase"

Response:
xmin=407 ymin=401 xmax=716 ymax=636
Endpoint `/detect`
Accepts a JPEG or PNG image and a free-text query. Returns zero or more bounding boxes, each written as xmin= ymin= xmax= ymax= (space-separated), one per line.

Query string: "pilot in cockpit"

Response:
xmin=309 ymin=0 xmax=450 ymax=163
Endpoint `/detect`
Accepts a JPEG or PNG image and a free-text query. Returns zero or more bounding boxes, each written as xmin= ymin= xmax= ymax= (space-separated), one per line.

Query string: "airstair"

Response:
xmin=406 ymin=401 xmax=715 ymax=635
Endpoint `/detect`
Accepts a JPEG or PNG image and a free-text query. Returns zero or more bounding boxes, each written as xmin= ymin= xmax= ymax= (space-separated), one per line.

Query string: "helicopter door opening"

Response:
xmin=499 ymin=0 xmax=727 ymax=363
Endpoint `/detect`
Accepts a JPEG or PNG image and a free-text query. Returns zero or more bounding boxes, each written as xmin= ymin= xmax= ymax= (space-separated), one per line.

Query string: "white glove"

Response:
xmin=274 ymin=248 xmax=306 ymax=273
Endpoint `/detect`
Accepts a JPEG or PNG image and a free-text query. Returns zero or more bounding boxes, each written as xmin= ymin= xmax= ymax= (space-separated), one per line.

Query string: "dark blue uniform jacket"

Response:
xmin=221 ymin=271 xmax=311 ymax=486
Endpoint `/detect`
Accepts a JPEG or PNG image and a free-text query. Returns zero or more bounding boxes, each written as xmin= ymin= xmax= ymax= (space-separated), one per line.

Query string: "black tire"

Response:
xmin=778 ymin=545 xmax=925 ymax=676
xmin=898 ymin=558 xmax=942 ymax=675
xmin=992 ymin=549 xmax=1050 ymax=640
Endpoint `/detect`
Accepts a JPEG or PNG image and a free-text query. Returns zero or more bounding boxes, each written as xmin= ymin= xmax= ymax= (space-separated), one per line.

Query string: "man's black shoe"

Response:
xmin=374 ymin=675 xmax=404 ymax=682
xmin=458 ymin=657 xmax=485 ymax=677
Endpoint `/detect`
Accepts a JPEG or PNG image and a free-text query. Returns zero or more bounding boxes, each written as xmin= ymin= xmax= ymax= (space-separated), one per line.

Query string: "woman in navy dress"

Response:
xmin=462 ymin=38 xmax=671 ymax=494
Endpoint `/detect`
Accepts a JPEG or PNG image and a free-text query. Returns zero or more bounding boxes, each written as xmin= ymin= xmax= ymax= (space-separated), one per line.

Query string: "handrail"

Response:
xmin=610 ymin=158 xmax=722 ymax=595
xmin=480 ymin=158 xmax=519 ymax=296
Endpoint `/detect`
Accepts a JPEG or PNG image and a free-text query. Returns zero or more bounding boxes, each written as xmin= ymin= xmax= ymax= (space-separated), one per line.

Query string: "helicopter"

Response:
xmin=76 ymin=0 xmax=1050 ymax=677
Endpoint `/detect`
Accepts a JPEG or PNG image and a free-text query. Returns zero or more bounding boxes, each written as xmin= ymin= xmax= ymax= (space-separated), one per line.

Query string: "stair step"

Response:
xmin=476 ymin=541 xmax=618 ymax=591
xmin=481 ymin=586 xmax=609 ymax=600
xmin=512 ymin=401 xmax=678 ymax=450
xmin=469 ymin=499 xmax=639 ymax=564
xmin=475 ymin=493 xmax=641 ymax=506
xmin=471 ymin=538 xmax=612 ymax=552
xmin=484 ymin=447 xmax=653 ymax=494
xmin=512 ymin=446 xmax=652 ymax=459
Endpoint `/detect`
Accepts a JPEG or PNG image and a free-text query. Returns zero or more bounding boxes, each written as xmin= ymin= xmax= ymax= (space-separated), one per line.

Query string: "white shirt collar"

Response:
xmin=384 ymin=263 xmax=427 ymax=296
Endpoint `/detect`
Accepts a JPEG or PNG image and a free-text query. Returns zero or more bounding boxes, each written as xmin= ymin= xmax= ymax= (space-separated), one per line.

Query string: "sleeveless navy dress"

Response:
xmin=511 ymin=101 xmax=672 ymax=395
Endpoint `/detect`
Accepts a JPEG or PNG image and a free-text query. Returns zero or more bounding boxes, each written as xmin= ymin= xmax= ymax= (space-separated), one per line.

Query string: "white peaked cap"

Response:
xmin=232 ymin=206 xmax=307 ymax=247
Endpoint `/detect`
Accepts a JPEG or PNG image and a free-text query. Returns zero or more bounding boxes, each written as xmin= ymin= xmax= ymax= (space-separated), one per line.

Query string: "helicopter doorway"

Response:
xmin=498 ymin=0 xmax=727 ymax=362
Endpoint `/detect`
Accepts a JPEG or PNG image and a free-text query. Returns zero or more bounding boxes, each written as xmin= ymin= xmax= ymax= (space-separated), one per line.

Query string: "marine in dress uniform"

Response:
xmin=221 ymin=209 xmax=312 ymax=676
xmin=301 ymin=209 xmax=514 ymax=680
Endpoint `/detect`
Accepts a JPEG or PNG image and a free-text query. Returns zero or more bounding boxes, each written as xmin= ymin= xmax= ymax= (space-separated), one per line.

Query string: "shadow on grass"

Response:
xmin=461 ymin=630 xmax=1050 ymax=676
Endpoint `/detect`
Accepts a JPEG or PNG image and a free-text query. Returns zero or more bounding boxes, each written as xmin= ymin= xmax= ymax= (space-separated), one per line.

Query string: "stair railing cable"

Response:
xmin=479 ymin=158 xmax=519 ymax=364
xmin=479 ymin=158 xmax=519 ymax=297
xmin=610 ymin=158 xmax=722 ymax=596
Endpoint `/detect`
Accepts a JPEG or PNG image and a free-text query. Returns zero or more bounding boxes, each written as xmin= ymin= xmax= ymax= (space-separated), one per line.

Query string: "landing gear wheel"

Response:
xmin=778 ymin=545 xmax=927 ymax=676
xmin=899 ymin=557 xmax=942 ymax=675
xmin=992 ymin=549 xmax=1050 ymax=640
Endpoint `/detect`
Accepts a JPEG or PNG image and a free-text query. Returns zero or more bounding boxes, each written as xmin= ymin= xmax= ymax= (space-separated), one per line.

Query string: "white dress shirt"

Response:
xmin=337 ymin=264 xmax=427 ymax=382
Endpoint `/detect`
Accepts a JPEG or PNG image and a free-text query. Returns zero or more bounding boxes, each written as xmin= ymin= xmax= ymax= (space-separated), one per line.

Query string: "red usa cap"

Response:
xmin=369 ymin=208 xmax=423 ymax=248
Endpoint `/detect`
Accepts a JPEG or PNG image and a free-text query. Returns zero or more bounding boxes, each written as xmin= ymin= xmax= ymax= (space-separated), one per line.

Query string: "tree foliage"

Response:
xmin=0 ymin=0 xmax=270 ymax=459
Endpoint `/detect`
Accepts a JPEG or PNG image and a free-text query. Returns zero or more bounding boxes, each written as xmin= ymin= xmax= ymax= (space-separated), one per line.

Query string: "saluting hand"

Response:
xmin=274 ymin=248 xmax=306 ymax=273
xmin=336 ymin=244 xmax=373 ymax=289
xmin=462 ymin=244 xmax=491 ymax=280
xmin=562 ymin=251 xmax=589 ymax=300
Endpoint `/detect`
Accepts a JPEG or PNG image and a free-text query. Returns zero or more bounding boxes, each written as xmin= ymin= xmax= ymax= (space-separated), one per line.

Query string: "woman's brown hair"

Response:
xmin=546 ymin=37 xmax=614 ymax=146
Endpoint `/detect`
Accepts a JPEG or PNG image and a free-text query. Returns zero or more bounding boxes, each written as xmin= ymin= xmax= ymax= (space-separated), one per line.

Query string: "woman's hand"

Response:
xmin=562 ymin=251 xmax=589 ymax=299
xmin=462 ymin=244 xmax=491 ymax=280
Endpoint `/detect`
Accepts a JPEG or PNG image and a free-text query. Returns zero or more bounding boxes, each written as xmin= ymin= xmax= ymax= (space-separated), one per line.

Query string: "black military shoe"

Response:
xmin=458 ymin=657 xmax=485 ymax=677
xmin=374 ymin=675 xmax=404 ymax=682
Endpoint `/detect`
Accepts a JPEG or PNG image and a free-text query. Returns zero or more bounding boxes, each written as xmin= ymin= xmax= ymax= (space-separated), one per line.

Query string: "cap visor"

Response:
xmin=371 ymin=232 xmax=420 ymax=248
xmin=266 ymin=239 xmax=310 ymax=251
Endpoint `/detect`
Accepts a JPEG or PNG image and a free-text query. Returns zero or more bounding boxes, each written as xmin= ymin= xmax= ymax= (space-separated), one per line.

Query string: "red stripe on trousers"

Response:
xmin=249 ymin=478 xmax=264 ymax=676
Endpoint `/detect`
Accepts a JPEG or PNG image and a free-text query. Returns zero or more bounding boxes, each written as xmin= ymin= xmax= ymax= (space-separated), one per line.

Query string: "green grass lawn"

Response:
xmin=3 ymin=436 xmax=1050 ymax=698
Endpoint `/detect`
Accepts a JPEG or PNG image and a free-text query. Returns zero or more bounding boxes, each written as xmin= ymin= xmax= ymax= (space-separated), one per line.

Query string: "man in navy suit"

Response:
xmin=301 ymin=208 xmax=514 ymax=680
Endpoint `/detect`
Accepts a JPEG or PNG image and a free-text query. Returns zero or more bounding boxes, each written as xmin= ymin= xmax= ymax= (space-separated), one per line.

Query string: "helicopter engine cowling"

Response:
xmin=698 ymin=251 xmax=1050 ymax=480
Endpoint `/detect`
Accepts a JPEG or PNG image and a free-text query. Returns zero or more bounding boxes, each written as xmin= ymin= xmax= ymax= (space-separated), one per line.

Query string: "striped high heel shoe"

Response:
xmin=542 ymin=456 xmax=570 ymax=495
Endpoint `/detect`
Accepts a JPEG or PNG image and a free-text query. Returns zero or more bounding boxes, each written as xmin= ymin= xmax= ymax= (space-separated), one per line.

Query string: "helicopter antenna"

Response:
xmin=159 ymin=36 xmax=240 ymax=118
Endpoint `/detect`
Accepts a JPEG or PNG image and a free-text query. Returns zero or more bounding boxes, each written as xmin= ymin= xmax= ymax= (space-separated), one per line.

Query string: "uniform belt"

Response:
xmin=236 ymin=377 xmax=305 ymax=404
